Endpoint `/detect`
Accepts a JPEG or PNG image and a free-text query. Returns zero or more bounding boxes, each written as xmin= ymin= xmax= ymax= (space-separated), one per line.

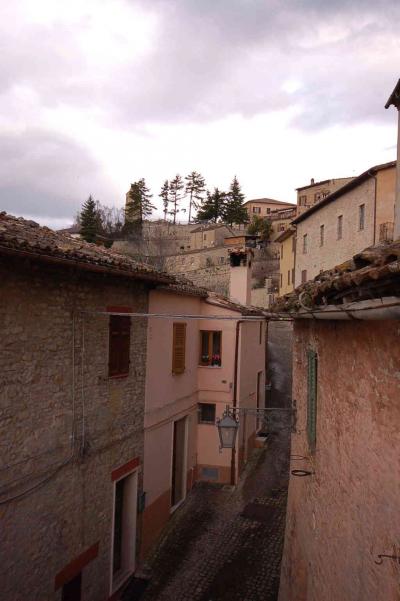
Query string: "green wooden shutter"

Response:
xmin=307 ymin=350 xmax=317 ymax=451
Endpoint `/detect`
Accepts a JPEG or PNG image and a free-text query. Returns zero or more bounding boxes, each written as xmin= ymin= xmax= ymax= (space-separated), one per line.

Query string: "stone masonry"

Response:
xmin=0 ymin=257 xmax=149 ymax=601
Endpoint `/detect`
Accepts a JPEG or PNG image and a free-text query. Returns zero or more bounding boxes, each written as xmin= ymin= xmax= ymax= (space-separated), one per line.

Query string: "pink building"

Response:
xmin=275 ymin=241 xmax=400 ymax=601
xmin=142 ymin=248 xmax=267 ymax=555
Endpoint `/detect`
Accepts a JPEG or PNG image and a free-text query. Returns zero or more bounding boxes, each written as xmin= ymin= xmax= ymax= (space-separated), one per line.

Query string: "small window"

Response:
xmin=337 ymin=215 xmax=343 ymax=240
xmin=204 ymin=233 xmax=207 ymax=240
xmin=252 ymin=206 xmax=261 ymax=214
xmin=307 ymin=350 xmax=318 ymax=452
xmin=359 ymin=204 xmax=365 ymax=231
xmin=280 ymin=273 xmax=283 ymax=287
xmin=301 ymin=269 xmax=307 ymax=284
xmin=302 ymin=234 xmax=307 ymax=254
xmin=266 ymin=208 xmax=271 ymax=214
xmin=299 ymin=195 xmax=307 ymax=206
xmin=200 ymin=331 xmax=221 ymax=366
xmin=292 ymin=236 xmax=296 ymax=253
xmin=292 ymin=268 xmax=295 ymax=283
xmin=288 ymin=270 xmax=290 ymax=285
xmin=109 ymin=315 xmax=131 ymax=377
xmin=259 ymin=322 xmax=263 ymax=344
xmin=320 ymin=224 xmax=324 ymax=247
xmin=172 ymin=323 xmax=186 ymax=374
xmin=62 ymin=573 xmax=82 ymax=601
xmin=281 ymin=244 xmax=283 ymax=259
xmin=198 ymin=403 xmax=216 ymax=424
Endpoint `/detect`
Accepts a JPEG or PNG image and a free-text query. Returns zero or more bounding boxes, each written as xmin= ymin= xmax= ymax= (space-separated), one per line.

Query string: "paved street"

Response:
xmin=132 ymin=422 xmax=290 ymax=601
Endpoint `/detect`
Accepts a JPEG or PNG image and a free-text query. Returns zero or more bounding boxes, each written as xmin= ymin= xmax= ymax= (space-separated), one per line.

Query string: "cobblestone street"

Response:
xmin=129 ymin=422 xmax=290 ymax=601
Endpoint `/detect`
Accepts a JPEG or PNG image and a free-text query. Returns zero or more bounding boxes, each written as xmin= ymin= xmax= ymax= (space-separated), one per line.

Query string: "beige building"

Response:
xmin=276 ymin=227 xmax=295 ymax=296
xmin=269 ymin=206 xmax=297 ymax=242
xmin=296 ymin=176 xmax=354 ymax=216
xmin=189 ymin=223 xmax=236 ymax=250
xmin=243 ymin=197 xmax=294 ymax=219
xmin=294 ymin=161 xmax=396 ymax=287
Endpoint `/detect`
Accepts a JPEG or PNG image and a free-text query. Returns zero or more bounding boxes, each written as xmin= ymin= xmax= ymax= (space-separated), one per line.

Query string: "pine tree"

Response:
xmin=159 ymin=180 xmax=169 ymax=221
xmin=185 ymin=171 xmax=206 ymax=223
xmin=168 ymin=174 xmax=185 ymax=225
xmin=80 ymin=195 xmax=100 ymax=243
xmin=195 ymin=188 xmax=226 ymax=223
xmin=224 ymin=176 xmax=249 ymax=226
xmin=124 ymin=179 xmax=155 ymax=237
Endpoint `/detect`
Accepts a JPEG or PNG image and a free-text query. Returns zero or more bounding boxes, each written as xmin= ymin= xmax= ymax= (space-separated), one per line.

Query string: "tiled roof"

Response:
xmin=206 ymin=292 xmax=265 ymax=316
xmin=243 ymin=198 xmax=293 ymax=206
xmin=0 ymin=212 xmax=174 ymax=284
xmin=273 ymin=240 xmax=400 ymax=313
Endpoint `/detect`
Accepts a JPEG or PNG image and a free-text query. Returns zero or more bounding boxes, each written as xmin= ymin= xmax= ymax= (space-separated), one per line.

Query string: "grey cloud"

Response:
xmin=0 ymin=130 xmax=117 ymax=222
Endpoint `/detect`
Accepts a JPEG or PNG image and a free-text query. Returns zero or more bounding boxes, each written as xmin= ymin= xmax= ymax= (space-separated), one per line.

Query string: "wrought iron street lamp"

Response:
xmin=216 ymin=405 xmax=239 ymax=449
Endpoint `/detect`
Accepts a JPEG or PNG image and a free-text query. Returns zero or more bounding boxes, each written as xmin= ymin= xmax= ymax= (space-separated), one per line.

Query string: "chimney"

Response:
xmin=385 ymin=78 xmax=400 ymax=240
xmin=228 ymin=247 xmax=253 ymax=306
xmin=311 ymin=178 xmax=315 ymax=185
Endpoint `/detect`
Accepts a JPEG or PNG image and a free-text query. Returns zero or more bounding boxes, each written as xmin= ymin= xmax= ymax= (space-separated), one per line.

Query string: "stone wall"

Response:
xmin=279 ymin=319 xmax=400 ymax=601
xmin=0 ymin=257 xmax=149 ymax=601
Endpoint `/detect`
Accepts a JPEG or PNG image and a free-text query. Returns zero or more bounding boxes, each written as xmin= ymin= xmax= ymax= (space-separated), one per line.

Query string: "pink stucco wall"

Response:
xmin=279 ymin=319 xmax=400 ymax=601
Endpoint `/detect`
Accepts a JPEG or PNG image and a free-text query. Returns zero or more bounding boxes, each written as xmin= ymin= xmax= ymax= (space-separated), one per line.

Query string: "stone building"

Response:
xmin=296 ymin=176 xmax=354 ymax=216
xmin=0 ymin=213 xmax=176 ymax=601
xmin=189 ymin=223 xmax=237 ymax=250
xmin=243 ymin=197 xmax=294 ymax=219
xmin=293 ymin=161 xmax=396 ymax=287
xmin=275 ymin=241 xmax=400 ymax=601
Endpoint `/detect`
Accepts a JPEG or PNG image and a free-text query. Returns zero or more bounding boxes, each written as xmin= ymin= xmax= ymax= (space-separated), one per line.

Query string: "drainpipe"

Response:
xmin=231 ymin=319 xmax=244 ymax=485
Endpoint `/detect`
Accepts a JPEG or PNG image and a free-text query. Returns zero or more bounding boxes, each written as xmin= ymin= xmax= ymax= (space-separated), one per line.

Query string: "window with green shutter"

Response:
xmin=307 ymin=350 xmax=317 ymax=452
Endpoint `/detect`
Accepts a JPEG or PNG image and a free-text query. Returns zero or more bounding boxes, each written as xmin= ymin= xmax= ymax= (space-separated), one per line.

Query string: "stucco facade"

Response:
xmin=277 ymin=228 xmax=295 ymax=296
xmin=244 ymin=198 xmax=294 ymax=219
xmin=294 ymin=164 xmax=396 ymax=286
xmin=279 ymin=318 xmax=400 ymax=601
xmin=296 ymin=177 xmax=354 ymax=216
xmin=142 ymin=283 xmax=266 ymax=555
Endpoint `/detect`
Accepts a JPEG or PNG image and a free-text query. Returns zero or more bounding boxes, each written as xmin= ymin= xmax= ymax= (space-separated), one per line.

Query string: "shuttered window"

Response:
xmin=172 ymin=323 xmax=186 ymax=374
xmin=108 ymin=315 xmax=131 ymax=377
xmin=307 ymin=350 xmax=317 ymax=452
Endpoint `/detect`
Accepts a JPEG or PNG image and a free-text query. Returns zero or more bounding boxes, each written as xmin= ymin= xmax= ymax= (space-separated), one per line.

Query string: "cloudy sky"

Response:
xmin=1 ymin=0 xmax=400 ymax=228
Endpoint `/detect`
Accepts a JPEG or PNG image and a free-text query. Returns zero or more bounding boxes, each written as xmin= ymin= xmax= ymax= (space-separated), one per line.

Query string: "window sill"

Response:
xmin=198 ymin=365 xmax=222 ymax=369
xmin=198 ymin=421 xmax=216 ymax=425
xmin=108 ymin=373 xmax=129 ymax=380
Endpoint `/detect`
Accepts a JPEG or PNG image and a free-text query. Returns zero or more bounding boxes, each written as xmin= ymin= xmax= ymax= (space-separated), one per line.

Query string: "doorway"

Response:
xmin=111 ymin=469 xmax=138 ymax=592
xmin=171 ymin=417 xmax=188 ymax=509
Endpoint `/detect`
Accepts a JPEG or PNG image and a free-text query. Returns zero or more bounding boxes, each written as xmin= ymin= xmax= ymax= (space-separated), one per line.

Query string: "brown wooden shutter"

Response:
xmin=172 ymin=323 xmax=186 ymax=374
xmin=109 ymin=315 xmax=131 ymax=377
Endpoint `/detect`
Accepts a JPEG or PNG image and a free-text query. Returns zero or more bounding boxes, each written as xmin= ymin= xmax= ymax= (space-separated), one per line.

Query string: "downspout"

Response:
xmin=231 ymin=319 xmax=244 ymax=485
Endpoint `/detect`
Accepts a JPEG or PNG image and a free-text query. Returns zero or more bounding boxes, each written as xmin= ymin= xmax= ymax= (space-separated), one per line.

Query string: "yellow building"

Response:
xmin=276 ymin=227 xmax=296 ymax=296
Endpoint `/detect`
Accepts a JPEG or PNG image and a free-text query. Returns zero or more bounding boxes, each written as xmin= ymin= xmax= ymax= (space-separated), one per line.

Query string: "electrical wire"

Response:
xmin=80 ymin=309 xmax=267 ymax=321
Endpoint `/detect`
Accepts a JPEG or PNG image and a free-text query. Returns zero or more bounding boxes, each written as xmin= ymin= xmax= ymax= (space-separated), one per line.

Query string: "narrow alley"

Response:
xmin=124 ymin=322 xmax=293 ymax=601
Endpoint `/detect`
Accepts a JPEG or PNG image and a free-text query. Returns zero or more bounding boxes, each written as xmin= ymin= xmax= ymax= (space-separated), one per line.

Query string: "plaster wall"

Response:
xmin=279 ymin=319 xmax=400 ymax=601
xmin=0 ymin=259 xmax=148 ymax=601
xmin=279 ymin=233 xmax=295 ymax=296
xmin=375 ymin=167 xmax=396 ymax=241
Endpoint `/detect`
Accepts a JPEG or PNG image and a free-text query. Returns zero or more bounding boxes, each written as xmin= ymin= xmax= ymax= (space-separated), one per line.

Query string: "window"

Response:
xmin=307 ymin=350 xmax=318 ymax=452
xmin=292 ymin=236 xmax=296 ymax=253
xmin=204 ymin=233 xmax=207 ymax=240
xmin=314 ymin=192 xmax=323 ymax=202
xmin=337 ymin=215 xmax=343 ymax=240
xmin=172 ymin=323 xmax=186 ymax=374
xmin=112 ymin=471 xmax=138 ymax=585
xmin=252 ymin=206 xmax=261 ymax=214
xmin=359 ymin=204 xmax=365 ymax=231
xmin=280 ymin=273 xmax=283 ymax=288
xmin=299 ymin=195 xmax=307 ymax=206
xmin=200 ymin=331 xmax=222 ymax=366
xmin=301 ymin=269 xmax=307 ymax=284
xmin=288 ymin=270 xmax=290 ymax=285
xmin=62 ymin=574 xmax=82 ymax=601
xmin=198 ymin=403 xmax=216 ymax=424
xmin=320 ymin=224 xmax=324 ymax=247
xmin=302 ymin=234 xmax=307 ymax=254
xmin=109 ymin=315 xmax=131 ymax=377
xmin=281 ymin=244 xmax=283 ymax=259
xmin=292 ymin=268 xmax=295 ymax=284
xmin=259 ymin=322 xmax=263 ymax=344
xmin=278 ymin=224 xmax=286 ymax=232
xmin=266 ymin=208 xmax=271 ymax=214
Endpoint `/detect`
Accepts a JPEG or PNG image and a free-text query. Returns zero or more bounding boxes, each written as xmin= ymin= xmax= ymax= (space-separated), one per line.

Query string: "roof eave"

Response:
xmin=385 ymin=79 xmax=400 ymax=109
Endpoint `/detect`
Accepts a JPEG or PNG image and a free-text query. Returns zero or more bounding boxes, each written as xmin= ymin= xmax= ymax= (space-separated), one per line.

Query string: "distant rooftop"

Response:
xmin=243 ymin=198 xmax=294 ymax=206
xmin=296 ymin=177 xmax=353 ymax=192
